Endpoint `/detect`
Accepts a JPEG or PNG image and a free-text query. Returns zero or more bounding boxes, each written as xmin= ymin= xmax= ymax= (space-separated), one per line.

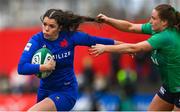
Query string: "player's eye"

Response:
xmin=49 ymin=24 xmax=56 ymax=29
xmin=42 ymin=23 xmax=47 ymax=26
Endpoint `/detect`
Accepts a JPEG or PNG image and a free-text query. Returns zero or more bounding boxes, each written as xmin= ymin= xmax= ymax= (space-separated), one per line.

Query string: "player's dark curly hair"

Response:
xmin=155 ymin=4 xmax=180 ymax=31
xmin=41 ymin=9 xmax=99 ymax=31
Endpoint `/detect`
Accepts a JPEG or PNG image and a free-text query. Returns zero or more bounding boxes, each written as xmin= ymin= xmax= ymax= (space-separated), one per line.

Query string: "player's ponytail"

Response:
xmin=61 ymin=10 xmax=99 ymax=31
xmin=41 ymin=9 xmax=99 ymax=32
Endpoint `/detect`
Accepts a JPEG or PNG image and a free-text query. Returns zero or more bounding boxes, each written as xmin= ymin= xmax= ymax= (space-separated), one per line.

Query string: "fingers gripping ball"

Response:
xmin=31 ymin=47 xmax=53 ymax=78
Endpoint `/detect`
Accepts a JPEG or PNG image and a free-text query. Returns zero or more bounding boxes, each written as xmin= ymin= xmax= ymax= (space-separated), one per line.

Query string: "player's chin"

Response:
xmin=151 ymin=26 xmax=158 ymax=31
xmin=44 ymin=35 xmax=50 ymax=39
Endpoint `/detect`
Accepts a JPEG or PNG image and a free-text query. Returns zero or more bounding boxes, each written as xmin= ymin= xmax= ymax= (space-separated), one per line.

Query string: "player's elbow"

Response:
xmin=128 ymin=27 xmax=136 ymax=33
xmin=128 ymin=24 xmax=141 ymax=33
xmin=131 ymin=44 xmax=150 ymax=53
xmin=128 ymin=44 xmax=141 ymax=53
xmin=17 ymin=64 xmax=25 ymax=75
xmin=17 ymin=63 xmax=29 ymax=75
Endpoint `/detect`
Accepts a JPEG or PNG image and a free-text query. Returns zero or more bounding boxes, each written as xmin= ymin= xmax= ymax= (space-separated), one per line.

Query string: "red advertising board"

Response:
xmin=0 ymin=94 xmax=36 ymax=111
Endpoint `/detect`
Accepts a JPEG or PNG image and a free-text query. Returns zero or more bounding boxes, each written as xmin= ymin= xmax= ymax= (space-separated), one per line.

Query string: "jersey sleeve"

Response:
xmin=72 ymin=32 xmax=114 ymax=46
xmin=142 ymin=23 xmax=153 ymax=34
xmin=18 ymin=35 xmax=41 ymax=75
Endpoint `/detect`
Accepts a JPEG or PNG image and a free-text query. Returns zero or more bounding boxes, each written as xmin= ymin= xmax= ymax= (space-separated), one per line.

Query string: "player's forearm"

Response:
xmin=105 ymin=18 xmax=133 ymax=32
xmin=18 ymin=62 xmax=40 ymax=75
xmin=104 ymin=44 xmax=137 ymax=54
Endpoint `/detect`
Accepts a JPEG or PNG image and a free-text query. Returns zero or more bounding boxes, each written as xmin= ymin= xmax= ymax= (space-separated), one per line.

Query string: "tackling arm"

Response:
xmin=89 ymin=41 xmax=152 ymax=56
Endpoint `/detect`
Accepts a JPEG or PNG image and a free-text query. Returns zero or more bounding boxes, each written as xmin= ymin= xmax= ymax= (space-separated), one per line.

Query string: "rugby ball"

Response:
xmin=31 ymin=47 xmax=53 ymax=78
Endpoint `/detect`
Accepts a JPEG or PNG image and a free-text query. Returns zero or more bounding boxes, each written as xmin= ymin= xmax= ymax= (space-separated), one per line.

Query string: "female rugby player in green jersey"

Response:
xmin=89 ymin=4 xmax=180 ymax=111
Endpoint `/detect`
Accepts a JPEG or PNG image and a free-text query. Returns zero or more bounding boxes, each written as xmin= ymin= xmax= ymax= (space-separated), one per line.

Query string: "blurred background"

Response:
xmin=0 ymin=0 xmax=179 ymax=111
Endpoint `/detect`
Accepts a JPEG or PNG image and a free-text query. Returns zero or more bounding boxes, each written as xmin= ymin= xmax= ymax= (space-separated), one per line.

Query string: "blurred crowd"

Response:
xmin=73 ymin=52 xmax=161 ymax=111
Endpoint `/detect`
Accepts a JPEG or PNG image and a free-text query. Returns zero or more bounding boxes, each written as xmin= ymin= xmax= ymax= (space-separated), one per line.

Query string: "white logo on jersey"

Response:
xmin=24 ymin=43 xmax=32 ymax=51
xmin=159 ymin=86 xmax=166 ymax=95
xmin=53 ymin=51 xmax=71 ymax=60
xmin=151 ymin=50 xmax=159 ymax=65
xmin=55 ymin=96 xmax=60 ymax=101
xmin=64 ymin=81 xmax=71 ymax=86
xmin=176 ymin=98 xmax=180 ymax=106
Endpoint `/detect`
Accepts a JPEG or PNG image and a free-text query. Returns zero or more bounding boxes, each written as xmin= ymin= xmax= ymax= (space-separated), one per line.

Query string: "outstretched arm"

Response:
xmin=89 ymin=41 xmax=152 ymax=57
xmin=97 ymin=14 xmax=143 ymax=33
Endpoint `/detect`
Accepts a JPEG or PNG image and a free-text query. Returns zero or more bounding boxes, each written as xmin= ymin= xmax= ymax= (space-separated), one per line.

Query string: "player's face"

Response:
xmin=149 ymin=9 xmax=165 ymax=32
xmin=42 ymin=17 xmax=61 ymax=41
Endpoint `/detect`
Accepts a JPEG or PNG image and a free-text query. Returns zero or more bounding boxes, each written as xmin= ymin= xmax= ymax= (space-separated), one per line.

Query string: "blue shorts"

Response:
xmin=37 ymin=85 xmax=78 ymax=111
xmin=157 ymin=85 xmax=180 ymax=108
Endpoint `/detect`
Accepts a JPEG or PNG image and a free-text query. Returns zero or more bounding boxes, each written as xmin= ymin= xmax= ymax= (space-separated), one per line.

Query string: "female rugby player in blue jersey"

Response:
xmin=17 ymin=9 xmax=120 ymax=111
xmin=90 ymin=4 xmax=180 ymax=111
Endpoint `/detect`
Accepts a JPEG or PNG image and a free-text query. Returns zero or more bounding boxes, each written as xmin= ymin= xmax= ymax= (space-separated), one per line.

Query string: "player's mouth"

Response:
xmin=44 ymin=33 xmax=50 ymax=36
xmin=44 ymin=33 xmax=51 ymax=38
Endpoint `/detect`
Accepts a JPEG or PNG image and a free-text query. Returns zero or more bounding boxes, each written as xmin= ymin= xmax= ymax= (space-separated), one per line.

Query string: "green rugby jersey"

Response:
xmin=142 ymin=23 xmax=180 ymax=93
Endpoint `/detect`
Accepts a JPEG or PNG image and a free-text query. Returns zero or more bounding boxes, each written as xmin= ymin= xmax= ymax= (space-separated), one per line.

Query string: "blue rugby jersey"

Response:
xmin=18 ymin=31 xmax=114 ymax=91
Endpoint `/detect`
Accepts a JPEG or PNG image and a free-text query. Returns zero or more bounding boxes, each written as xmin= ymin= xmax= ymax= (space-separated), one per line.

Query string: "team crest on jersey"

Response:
xmin=24 ymin=43 xmax=32 ymax=51
xmin=60 ymin=39 xmax=68 ymax=47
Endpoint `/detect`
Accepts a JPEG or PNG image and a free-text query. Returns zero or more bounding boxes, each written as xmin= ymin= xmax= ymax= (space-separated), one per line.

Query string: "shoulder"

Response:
xmin=150 ymin=31 xmax=169 ymax=41
xmin=25 ymin=32 xmax=44 ymax=47
xmin=61 ymin=31 xmax=87 ymax=37
xmin=67 ymin=31 xmax=88 ymax=39
xmin=158 ymin=29 xmax=173 ymax=40
xmin=72 ymin=31 xmax=87 ymax=36
xmin=31 ymin=32 xmax=44 ymax=41
xmin=148 ymin=30 xmax=171 ymax=45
